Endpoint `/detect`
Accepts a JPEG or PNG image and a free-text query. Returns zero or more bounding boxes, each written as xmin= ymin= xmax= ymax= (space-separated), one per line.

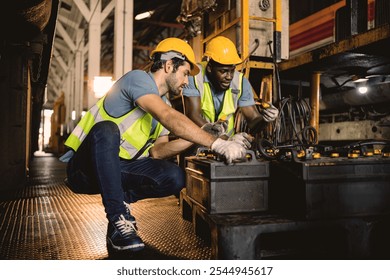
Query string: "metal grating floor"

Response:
xmin=0 ymin=154 xmax=211 ymax=260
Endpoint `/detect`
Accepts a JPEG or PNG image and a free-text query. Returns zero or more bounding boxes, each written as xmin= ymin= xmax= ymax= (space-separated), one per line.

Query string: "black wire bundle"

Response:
xmin=264 ymin=41 xmax=317 ymax=152
xmin=271 ymin=96 xmax=314 ymax=147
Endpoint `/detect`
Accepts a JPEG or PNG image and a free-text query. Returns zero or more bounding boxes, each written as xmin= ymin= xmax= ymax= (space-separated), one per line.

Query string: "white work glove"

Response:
xmin=201 ymin=121 xmax=228 ymax=137
xmin=228 ymin=132 xmax=254 ymax=149
xmin=260 ymin=103 xmax=279 ymax=122
xmin=211 ymin=138 xmax=247 ymax=164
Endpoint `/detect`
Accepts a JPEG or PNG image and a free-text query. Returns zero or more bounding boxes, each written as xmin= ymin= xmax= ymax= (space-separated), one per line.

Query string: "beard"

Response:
xmin=166 ymin=73 xmax=182 ymax=97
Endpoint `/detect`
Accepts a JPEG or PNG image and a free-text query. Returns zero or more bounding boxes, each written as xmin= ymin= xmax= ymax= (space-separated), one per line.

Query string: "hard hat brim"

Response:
xmin=189 ymin=62 xmax=200 ymax=76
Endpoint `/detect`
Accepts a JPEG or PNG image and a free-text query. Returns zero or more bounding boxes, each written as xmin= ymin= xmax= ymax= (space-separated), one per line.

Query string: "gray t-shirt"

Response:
xmin=103 ymin=70 xmax=169 ymax=136
xmin=60 ymin=70 xmax=169 ymax=162
xmin=104 ymin=70 xmax=159 ymax=116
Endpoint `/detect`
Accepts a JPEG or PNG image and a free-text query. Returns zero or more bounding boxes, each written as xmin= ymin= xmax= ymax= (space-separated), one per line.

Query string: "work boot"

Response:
xmin=106 ymin=213 xmax=145 ymax=252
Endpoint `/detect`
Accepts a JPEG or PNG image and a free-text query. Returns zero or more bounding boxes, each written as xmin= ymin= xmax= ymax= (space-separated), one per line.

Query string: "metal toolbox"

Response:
xmin=269 ymin=156 xmax=390 ymax=219
xmin=185 ymin=151 xmax=269 ymax=214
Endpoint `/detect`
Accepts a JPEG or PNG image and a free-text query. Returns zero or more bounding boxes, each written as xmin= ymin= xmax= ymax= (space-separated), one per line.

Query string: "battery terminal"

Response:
xmin=348 ymin=153 xmax=359 ymax=159
xmin=297 ymin=150 xmax=305 ymax=158
xmin=312 ymin=152 xmax=321 ymax=159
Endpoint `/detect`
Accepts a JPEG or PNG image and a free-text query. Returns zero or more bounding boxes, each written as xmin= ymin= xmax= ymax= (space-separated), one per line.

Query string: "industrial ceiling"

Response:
xmin=2 ymin=0 xmax=390 ymax=112
xmin=46 ymin=0 xmax=185 ymax=108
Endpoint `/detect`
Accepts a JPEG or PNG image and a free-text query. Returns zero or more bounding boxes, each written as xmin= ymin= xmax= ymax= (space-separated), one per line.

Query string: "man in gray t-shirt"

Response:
xmin=61 ymin=38 xmax=248 ymax=254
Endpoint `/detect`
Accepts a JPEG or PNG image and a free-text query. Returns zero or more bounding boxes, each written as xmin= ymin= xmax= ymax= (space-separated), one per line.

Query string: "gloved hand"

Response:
xmin=228 ymin=132 xmax=254 ymax=149
xmin=260 ymin=103 xmax=279 ymax=122
xmin=211 ymin=138 xmax=247 ymax=164
xmin=201 ymin=121 xmax=228 ymax=137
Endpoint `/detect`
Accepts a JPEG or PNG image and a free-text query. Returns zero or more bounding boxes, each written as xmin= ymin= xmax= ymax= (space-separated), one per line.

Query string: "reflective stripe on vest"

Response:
xmin=64 ymin=98 xmax=165 ymax=160
xmin=194 ymin=62 xmax=243 ymax=136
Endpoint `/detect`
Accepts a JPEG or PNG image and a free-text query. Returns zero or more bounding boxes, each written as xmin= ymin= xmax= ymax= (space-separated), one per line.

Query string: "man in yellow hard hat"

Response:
xmin=60 ymin=37 xmax=247 ymax=253
xmin=183 ymin=36 xmax=279 ymax=139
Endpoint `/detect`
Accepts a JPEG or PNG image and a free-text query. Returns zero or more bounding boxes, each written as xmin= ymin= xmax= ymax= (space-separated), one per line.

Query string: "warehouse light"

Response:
xmin=93 ymin=76 xmax=114 ymax=98
xmin=135 ymin=10 xmax=154 ymax=20
xmin=358 ymin=86 xmax=368 ymax=94
xmin=355 ymin=79 xmax=368 ymax=94
xmin=353 ymin=77 xmax=368 ymax=83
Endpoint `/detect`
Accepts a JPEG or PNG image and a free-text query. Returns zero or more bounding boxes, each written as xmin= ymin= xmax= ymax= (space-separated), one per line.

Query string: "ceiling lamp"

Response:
xmin=135 ymin=10 xmax=154 ymax=20
xmin=358 ymin=85 xmax=368 ymax=94
xmin=353 ymin=77 xmax=368 ymax=83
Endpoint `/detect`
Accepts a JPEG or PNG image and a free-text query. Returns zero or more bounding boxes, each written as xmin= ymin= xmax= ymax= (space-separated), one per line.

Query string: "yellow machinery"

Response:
xmin=178 ymin=0 xmax=289 ymax=104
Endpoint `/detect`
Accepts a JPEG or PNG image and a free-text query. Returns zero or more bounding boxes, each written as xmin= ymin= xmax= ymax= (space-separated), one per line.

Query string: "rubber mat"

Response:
xmin=0 ymin=155 xmax=211 ymax=260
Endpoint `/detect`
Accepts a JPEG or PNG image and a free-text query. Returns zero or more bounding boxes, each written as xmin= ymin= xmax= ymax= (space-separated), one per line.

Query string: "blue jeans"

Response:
xmin=66 ymin=121 xmax=185 ymax=221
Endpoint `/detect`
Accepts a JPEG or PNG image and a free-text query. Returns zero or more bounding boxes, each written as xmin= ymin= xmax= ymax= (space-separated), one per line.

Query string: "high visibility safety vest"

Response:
xmin=194 ymin=62 xmax=243 ymax=136
xmin=65 ymin=97 xmax=166 ymax=160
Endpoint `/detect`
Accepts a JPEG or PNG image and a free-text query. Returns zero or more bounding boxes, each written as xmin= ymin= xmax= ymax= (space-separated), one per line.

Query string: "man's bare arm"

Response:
xmin=149 ymin=136 xmax=193 ymax=159
xmin=136 ymin=94 xmax=216 ymax=147
xmin=240 ymin=105 xmax=266 ymax=133
xmin=183 ymin=96 xmax=207 ymax=127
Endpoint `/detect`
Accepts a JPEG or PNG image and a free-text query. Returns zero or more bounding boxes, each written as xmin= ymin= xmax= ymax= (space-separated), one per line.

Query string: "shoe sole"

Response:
xmin=106 ymin=238 xmax=145 ymax=252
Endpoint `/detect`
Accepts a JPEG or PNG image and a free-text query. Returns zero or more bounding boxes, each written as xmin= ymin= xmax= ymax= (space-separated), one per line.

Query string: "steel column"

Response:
xmin=310 ymin=72 xmax=321 ymax=141
xmin=75 ymin=29 xmax=84 ymax=120
xmin=241 ymin=0 xmax=249 ymax=60
xmin=87 ymin=0 xmax=101 ymax=108
xmin=114 ymin=0 xmax=133 ymax=79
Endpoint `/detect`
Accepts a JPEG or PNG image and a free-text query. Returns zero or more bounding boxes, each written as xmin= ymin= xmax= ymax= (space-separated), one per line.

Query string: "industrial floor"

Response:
xmin=0 ymin=153 xmax=211 ymax=260
xmin=2 ymin=153 xmax=390 ymax=260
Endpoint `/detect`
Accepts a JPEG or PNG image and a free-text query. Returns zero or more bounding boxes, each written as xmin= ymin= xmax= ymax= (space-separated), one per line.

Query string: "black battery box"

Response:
xmin=185 ymin=150 xmax=269 ymax=214
xmin=270 ymin=155 xmax=390 ymax=219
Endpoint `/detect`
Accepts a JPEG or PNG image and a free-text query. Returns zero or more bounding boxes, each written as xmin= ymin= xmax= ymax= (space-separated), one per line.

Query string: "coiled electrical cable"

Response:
xmin=257 ymin=96 xmax=318 ymax=159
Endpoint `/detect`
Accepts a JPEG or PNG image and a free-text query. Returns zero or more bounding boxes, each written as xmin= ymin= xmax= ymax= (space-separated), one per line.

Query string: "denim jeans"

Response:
xmin=66 ymin=121 xmax=185 ymax=221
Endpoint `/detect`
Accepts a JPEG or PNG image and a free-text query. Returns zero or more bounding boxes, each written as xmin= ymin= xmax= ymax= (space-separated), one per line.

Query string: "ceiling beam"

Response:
xmin=56 ymin=22 xmax=77 ymax=52
xmin=73 ymin=0 xmax=91 ymax=20
xmin=57 ymin=14 xmax=80 ymax=30
xmin=53 ymin=49 xmax=69 ymax=73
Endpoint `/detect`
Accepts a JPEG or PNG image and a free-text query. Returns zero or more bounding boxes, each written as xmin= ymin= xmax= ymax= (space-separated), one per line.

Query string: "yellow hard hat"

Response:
xmin=203 ymin=36 xmax=242 ymax=65
xmin=150 ymin=37 xmax=200 ymax=76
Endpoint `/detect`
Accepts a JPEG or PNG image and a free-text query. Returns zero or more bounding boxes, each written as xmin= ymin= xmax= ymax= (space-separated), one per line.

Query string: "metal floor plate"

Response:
xmin=0 ymin=155 xmax=211 ymax=260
